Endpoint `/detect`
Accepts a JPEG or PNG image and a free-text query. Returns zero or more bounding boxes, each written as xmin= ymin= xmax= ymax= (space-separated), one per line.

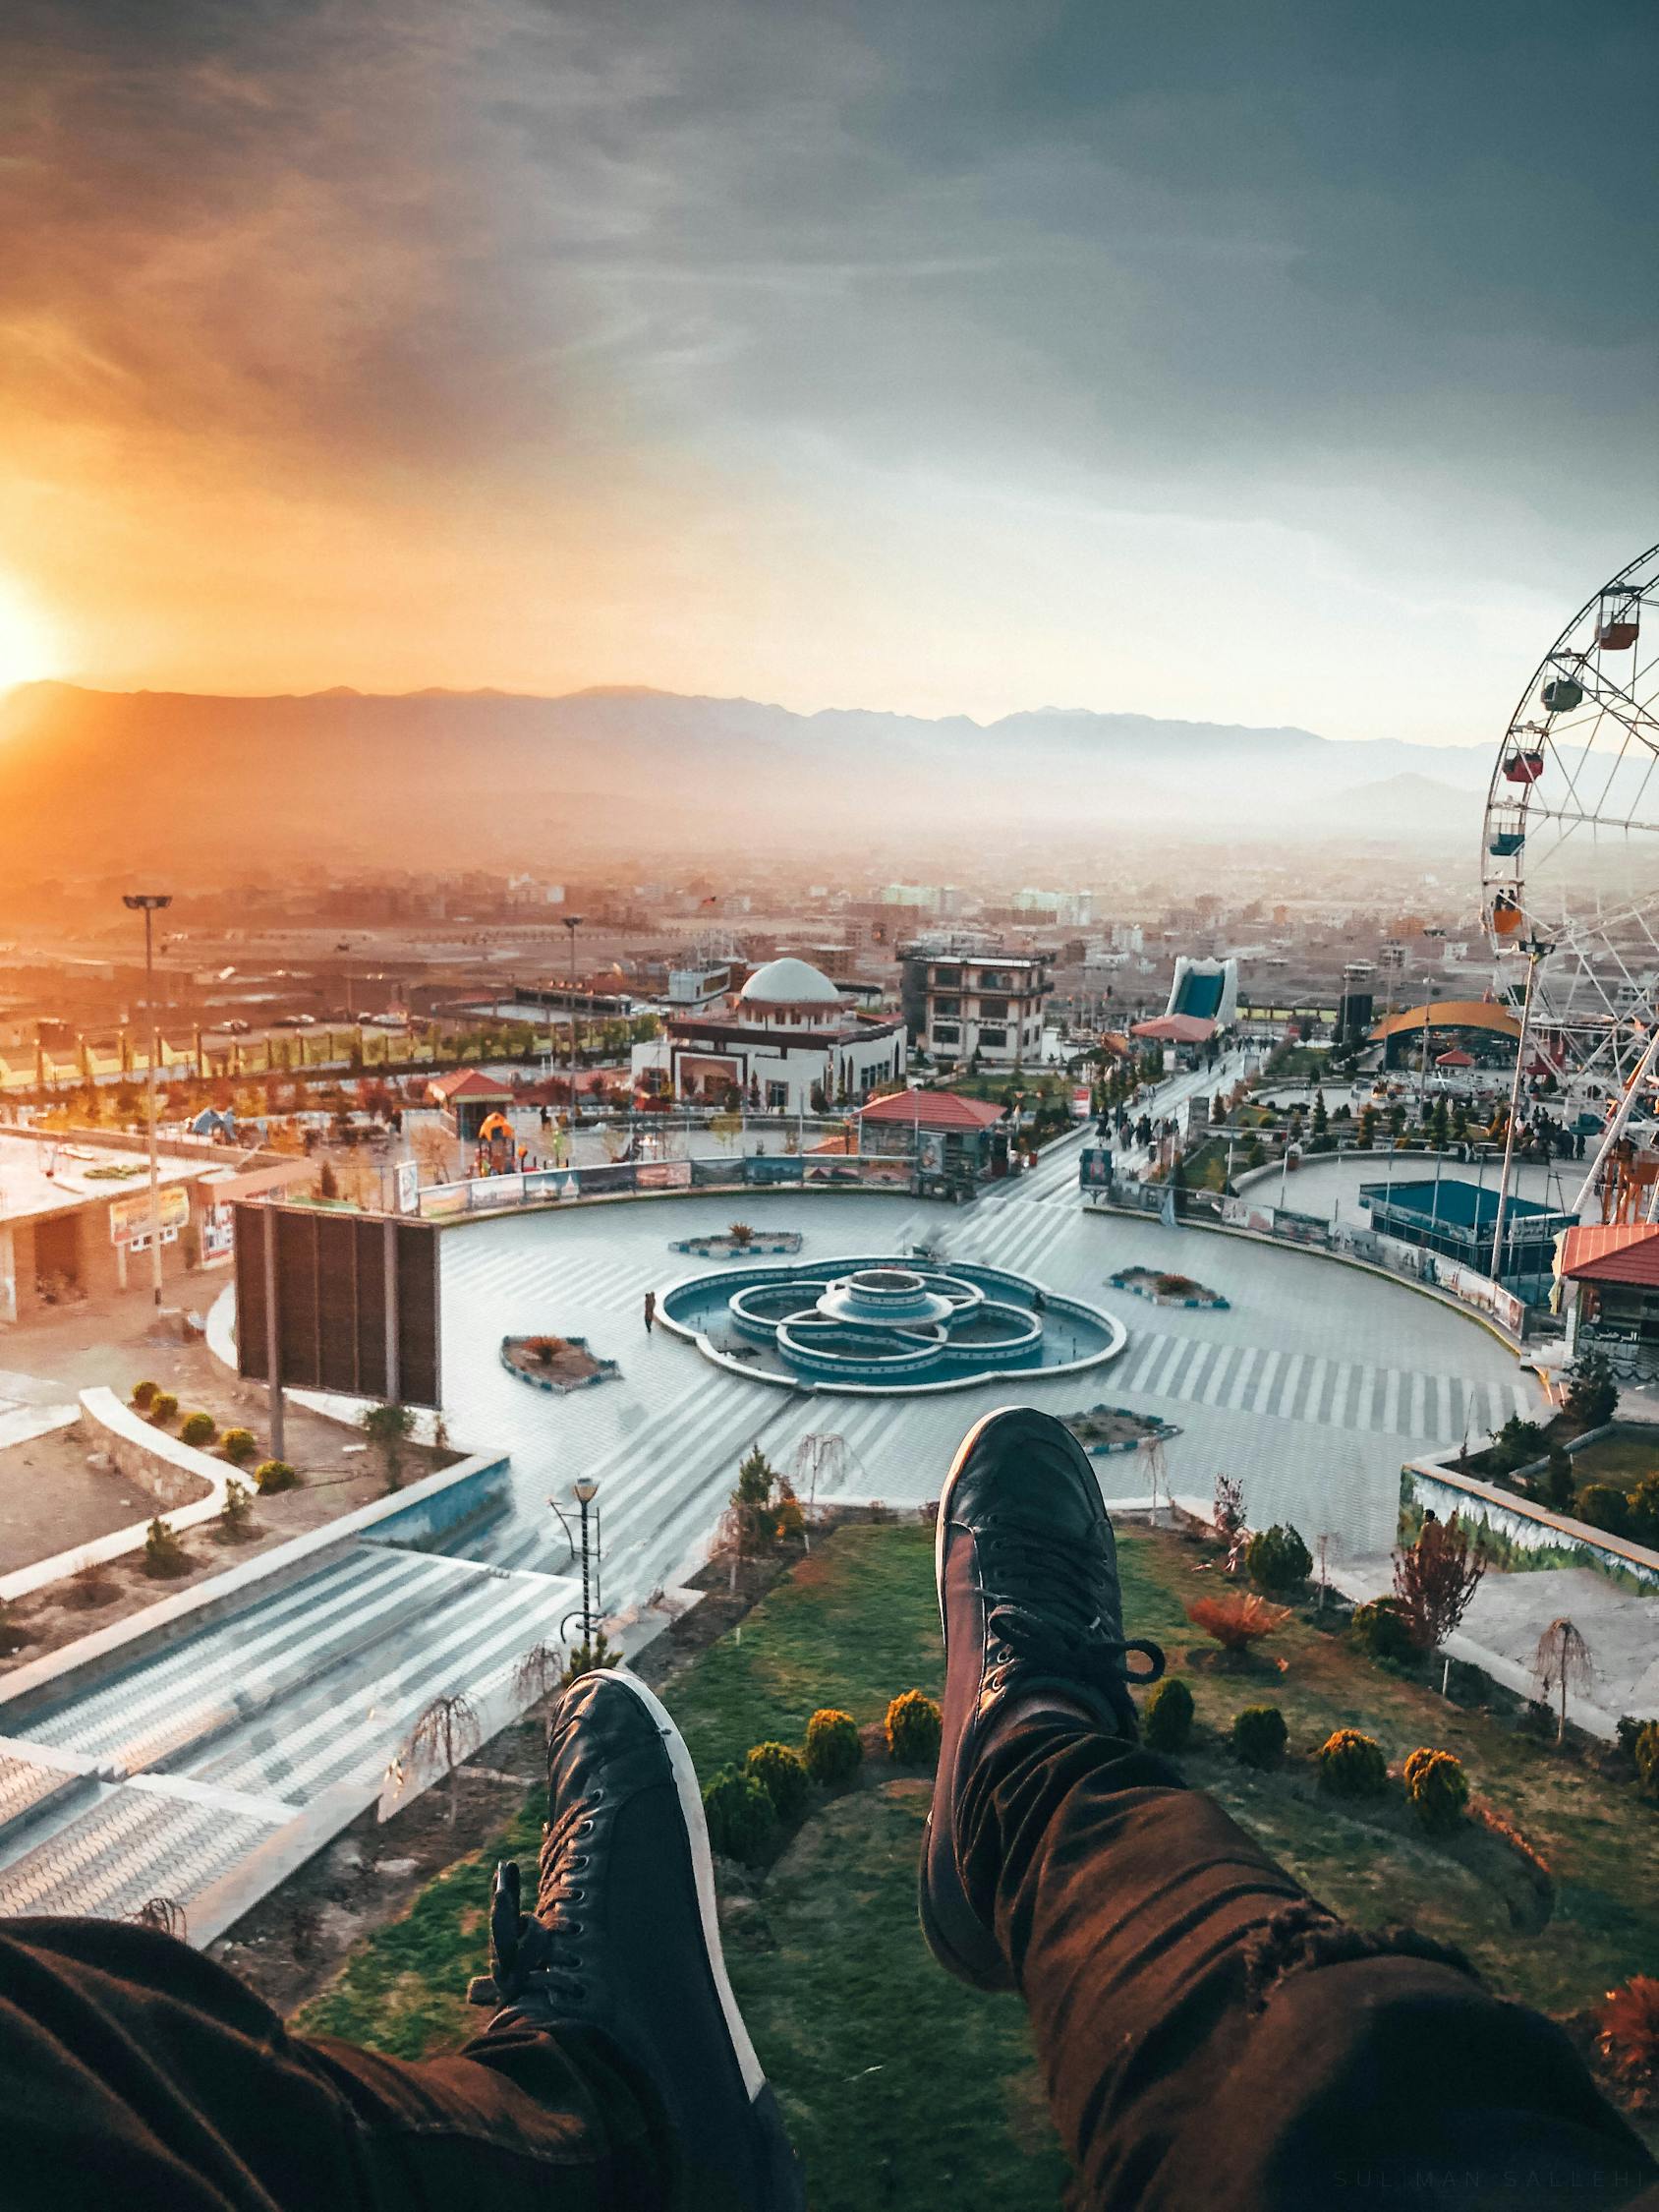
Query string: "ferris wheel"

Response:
xmin=1481 ymin=540 xmax=1659 ymax=1144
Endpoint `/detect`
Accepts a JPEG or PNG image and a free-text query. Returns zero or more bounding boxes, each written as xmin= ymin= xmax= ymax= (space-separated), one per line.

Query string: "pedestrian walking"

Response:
xmin=643 ymin=1289 xmax=656 ymax=1334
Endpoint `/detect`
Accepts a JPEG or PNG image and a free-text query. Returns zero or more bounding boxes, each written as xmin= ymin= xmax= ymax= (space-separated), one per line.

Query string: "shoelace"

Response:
xmin=980 ymin=1522 xmax=1164 ymax=1692
xmin=486 ymin=1851 xmax=592 ymax=2009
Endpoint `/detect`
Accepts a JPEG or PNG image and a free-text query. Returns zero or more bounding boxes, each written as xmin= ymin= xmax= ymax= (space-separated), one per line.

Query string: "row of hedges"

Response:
xmin=130 ymin=1381 xmax=259 ymax=1469
xmin=1144 ymin=1676 xmax=1472 ymax=1835
xmin=702 ymin=1692 xmax=944 ymax=1866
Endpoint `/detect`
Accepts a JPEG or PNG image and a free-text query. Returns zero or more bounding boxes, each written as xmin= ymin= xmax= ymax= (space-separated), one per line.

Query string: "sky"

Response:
xmin=1 ymin=0 xmax=1655 ymax=741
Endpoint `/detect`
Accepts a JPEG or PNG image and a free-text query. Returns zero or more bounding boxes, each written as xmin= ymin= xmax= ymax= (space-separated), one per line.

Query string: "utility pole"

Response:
xmin=562 ymin=913 xmax=585 ymax=1125
xmin=124 ymin=894 xmax=172 ymax=1306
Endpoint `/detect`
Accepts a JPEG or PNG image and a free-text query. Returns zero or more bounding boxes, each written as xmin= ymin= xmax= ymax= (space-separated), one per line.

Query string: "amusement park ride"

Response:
xmin=1482 ymin=540 xmax=1659 ymax=1242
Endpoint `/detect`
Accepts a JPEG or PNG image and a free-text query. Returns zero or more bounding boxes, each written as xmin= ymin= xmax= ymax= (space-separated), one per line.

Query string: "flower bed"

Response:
xmin=669 ymin=1230 xmax=805 ymax=1257
xmin=1109 ymin=1265 xmax=1230 ymax=1310
xmin=1063 ymin=1404 xmax=1182 ymax=1456
xmin=500 ymin=1335 xmax=620 ymax=1394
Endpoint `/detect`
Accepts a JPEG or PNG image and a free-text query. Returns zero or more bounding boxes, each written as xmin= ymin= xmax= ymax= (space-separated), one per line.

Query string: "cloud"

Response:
xmin=0 ymin=0 xmax=1653 ymax=729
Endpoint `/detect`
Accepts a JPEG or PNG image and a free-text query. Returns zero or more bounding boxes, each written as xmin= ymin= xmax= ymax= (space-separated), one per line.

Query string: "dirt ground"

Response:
xmin=0 ymin=1297 xmax=458 ymax=1673
xmin=0 ymin=1418 xmax=143 ymax=1574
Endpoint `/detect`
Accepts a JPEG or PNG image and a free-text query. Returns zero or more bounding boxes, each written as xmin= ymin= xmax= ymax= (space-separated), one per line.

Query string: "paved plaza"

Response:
xmin=0 ymin=1110 xmax=1590 ymax=1933
xmin=439 ymin=1129 xmax=1537 ymax=1601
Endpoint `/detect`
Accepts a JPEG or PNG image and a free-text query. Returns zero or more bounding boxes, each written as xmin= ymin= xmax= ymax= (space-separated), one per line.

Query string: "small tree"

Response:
xmin=1564 ymin=1349 xmax=1619 ymax=1430
xmin=406 ymin=1690 xmax=482 ymax=1823
xmin=1245 ymin=1524 xmax=1312 ymax=1597
xmin=1212 ymin=1473 xmax=1246 ymax=1547
xmin=1317 ymin=1727 xmax=1388 ymax=1797
xmin=361 ymin=1400 xmax=416 ymax=1492
xmin=1357 ymin=1104 xmax=1378 ymax=1148
xmin=143 ymin=1516 xmax=191 ymax=1579
xmin=1531 ymin=1616 xmax=1593 ymax=1745
xmin=1403 ymin=1748 xmax=1469 ymax=1835
xmin=719 ymin=1444 xmax=797 ymax=1584
xmin=1230 ymin=1705 xmax=1288 ymax=1770
xmin=1393 ymin=1513 xmax=1485 ymax=1685
xmin=884 ymin=1690 xmax=943 ymax=1766
xmin=561 ymin=1624 xmax=621 ymax=1687
xmin=1144 ymin=1676 xmax=1194 ymax=1752
xmin=803 ymin=1708 xmax=862 ymax=1785
xmin=512 ymin=1641 xmax=564 ymax=1710
xmin=218 ymin=1479 xmax=255 ymax=1542
xmin=746 ymin=1740 xmax=812 ymax=1820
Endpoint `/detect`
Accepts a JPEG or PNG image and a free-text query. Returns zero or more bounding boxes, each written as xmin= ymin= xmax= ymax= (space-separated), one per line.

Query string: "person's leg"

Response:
xmin=5 ymin=1669 xmax=801 ymax=2212
xmin=922 ymin=1407 xmax=1659 ymax=2212
xmin=1 ymin=1914 xmax=670 ymax=2212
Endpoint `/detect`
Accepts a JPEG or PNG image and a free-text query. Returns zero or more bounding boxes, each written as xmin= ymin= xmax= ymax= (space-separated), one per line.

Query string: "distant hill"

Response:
xmin=0 ymin=681 xmax=1497 ymax=872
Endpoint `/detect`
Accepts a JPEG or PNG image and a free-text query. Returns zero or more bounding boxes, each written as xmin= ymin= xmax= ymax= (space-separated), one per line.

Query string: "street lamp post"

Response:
xmin=123 ymin=894 xmax=172 ymax=1305
xmin=561 ymin=914 xmax=584 ymax=1128
xmin=573 ymin=1475 xmax=600 ymax=1651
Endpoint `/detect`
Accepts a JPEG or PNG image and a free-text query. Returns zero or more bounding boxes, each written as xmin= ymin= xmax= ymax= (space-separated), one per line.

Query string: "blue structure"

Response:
xmin=1359 ymin=1177 xmax=1574 ymax=1298
xmin=659 ymin=1257 xmax=1123 ymax=1393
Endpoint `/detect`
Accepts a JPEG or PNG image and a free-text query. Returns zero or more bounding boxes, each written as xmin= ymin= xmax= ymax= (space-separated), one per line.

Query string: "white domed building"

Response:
xmin=631 ymin=957 xmax=906 ymax=1113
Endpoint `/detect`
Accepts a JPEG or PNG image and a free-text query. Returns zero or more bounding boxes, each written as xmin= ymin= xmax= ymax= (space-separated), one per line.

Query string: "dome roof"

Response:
xmin=738 ymin=957 xmax=844 ymax=1007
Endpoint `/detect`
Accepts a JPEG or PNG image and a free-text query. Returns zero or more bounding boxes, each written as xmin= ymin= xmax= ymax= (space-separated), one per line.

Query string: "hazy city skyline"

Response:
xmin=2 ymin=2 xmax=1654 ymax=745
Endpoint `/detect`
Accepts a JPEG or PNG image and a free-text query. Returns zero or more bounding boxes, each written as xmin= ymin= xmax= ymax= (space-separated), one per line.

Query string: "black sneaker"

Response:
xmin=920 ymin=1406 xmax=1164 ymax=1992
xmin=478 ymin=1667 xmax=804 ymax=2208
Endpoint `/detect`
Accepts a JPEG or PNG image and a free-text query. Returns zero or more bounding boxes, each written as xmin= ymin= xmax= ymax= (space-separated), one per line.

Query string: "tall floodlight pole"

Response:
xmin=124 ymin=894 xmax=172 ymax=1305
xmin=562 ymin=914 xmax=584 ymax=1125
xmin=1489 ymin=938 xmax=1550 ymax=1282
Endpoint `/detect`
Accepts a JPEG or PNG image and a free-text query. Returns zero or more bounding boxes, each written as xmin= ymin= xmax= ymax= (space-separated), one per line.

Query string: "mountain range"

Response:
xmin=0 ymin=681 xmax=1494 ymax=872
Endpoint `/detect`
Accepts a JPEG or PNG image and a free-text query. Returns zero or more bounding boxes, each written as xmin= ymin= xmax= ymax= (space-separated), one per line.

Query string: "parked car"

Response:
xmin=273 ymin=1013 xmax=317 ymax=1028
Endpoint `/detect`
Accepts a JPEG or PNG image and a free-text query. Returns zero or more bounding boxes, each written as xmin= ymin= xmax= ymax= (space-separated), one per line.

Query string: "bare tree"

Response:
xmin=1532 ymin=1616 xmax=1594 ymax=1745
xmin=407 ymin=1690 xmax=483 ymax=1823
xmin=127 ymin=1896 xmax=188 ymax=1939
xmin=512 ymin=1642 xmax=563 ymax=1719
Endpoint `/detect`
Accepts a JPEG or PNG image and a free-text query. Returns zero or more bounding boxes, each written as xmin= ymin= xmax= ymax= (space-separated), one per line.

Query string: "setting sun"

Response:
xmin=0 ymin=578 xmax=59 ymax=692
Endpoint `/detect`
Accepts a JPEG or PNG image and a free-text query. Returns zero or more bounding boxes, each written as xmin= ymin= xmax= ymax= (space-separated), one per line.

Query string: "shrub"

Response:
xmin=361 ymin=1400 xmax=416 ymax=1492
xmin=745 ymin=1741 xmax=811 ymax=1822
xmin=220 ymin=1427 xmax=257 ymax=1467
xmin=1598 ymin=1977 xmax=1659 ymax=2082
xmin=1349 ymin=1596 xmax=1417 ymax=1665
xmin=701 ymin=1769 xmax=776 ymax=1865
xmin=130 ymin=1379 xmax=159 ymax=1411
xmin=803 ymin=1708 xmax=863 ymax=1786
xmin=1184 ymin=1592 xmax=1291 ymax=1655
xmin=178 ymin=1411 xmax=217 ymax=1449
xmin=255 ymin=1458 xmax=300 ymax=1494
xmin=1246 ymin=1523 xmax=1312 ymax=1597
xmin=1153 ymin=1273 xmax=1196 ymax=1296
xmin=1230 ymin=1705 xmax=1287 ymax=1770
xmin=885 ymin=1689 xmax=943 ymax=1766
xmin=1402 ymin=1747 xmax=1469 ymax=1834
xmin=1144 ymin=1676 xmax=1195 ymax=1753
xmin=218 ymin=1479 xmax=255 ymax=1540
xmin=726 ymin=1222 xmax=756 ymax=1248
xmin=147 ymin=1391 xmax=179 ymax=1426
xmin=1573 ymin=1483 xmax=1630 ymax=1538
xmin=524 ymin=1335 xmax=567 ymax=1365
xmin=1634 ymin=1721 xmax=1659 ymax=1803
xmin=1317 ymin=1727 xmax=1388 ymax=1798
xmin=142 ymin=1516 xmax=191 ymax=1579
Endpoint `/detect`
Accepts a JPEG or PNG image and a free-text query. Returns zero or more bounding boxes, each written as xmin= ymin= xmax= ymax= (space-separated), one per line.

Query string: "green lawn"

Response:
xmin=1569 ymin=1427 xmax=1659 ymax=1495
xmin=296 ymin=1522 xmax=1658 ymax=2198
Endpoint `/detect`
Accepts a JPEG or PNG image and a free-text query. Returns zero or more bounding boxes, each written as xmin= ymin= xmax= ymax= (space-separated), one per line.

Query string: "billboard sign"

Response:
xmin=234 ymin=1203 xmax=442 ymax=1408
xmin=110 ymin=1185 xmax=190 ymax=1248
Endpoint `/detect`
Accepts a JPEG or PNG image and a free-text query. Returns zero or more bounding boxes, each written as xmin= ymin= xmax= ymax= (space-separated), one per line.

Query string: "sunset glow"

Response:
xmin=0 ymin=579 xmax=59 ymax=694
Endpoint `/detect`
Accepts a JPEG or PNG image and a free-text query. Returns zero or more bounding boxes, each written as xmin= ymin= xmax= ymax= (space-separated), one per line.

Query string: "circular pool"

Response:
xmin=659 ymin=1255 xmax=1124 ymax=1393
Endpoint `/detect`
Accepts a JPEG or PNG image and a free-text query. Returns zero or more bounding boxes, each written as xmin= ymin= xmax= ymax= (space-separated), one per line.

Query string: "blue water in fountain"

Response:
xmin=659 ymin=1258 xmax=1122 ymax=1393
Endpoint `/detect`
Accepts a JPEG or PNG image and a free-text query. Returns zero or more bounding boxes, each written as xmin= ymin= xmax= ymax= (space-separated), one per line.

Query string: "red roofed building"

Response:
xmin=427 ymin=1067 xmax=516 ymax=1141
xmin=856 ymin=1087 xmax=1008 ymax=1195
xmin=1557 ymin=1222 xmax=1659 ymax=1367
